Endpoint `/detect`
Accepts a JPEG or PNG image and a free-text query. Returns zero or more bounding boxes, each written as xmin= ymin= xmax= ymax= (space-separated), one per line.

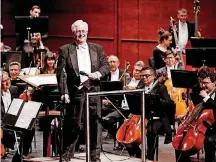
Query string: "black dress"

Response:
xmin=153 ymin=46 xmax=166 ymax=70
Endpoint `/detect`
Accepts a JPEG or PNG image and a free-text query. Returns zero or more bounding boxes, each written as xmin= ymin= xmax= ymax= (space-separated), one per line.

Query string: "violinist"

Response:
xmin=1 ymin=71 xmax=34 ymax=162
xmin=176 ymin=66 xmax=216 ymax=162
xmin=39 ymin=51 xmax=56 ymax=74
xmin=139 ymin=66 xmax=175 ymax=162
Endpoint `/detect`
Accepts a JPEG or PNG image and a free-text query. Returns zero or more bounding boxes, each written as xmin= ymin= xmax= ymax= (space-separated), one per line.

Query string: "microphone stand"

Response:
xmin=59 ymin=69 xmax=67 ymax=162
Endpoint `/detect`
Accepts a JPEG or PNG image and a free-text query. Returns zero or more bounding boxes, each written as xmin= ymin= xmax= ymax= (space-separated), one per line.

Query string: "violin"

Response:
xmin=172 ymin=86 xmax=216 ymax=155
xmin=19 ymin=86 xmax=33 ymax=101
xmin=0 ymin=128 xmax=5 ymax=157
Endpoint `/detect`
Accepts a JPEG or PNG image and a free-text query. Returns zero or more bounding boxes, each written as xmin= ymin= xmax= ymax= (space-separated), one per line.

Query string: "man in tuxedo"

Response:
xmin=139 ymin=66 xmax=175 ymax=162
xmin=1 ymin=71 xmax=34 ymax=162
xmin=169 ymin=8 xmax=196 ymax=52
xmin=176 ymin=66 xmax=216 ymax=162
xmin=56 ymin=20 xmax=109 ymax=162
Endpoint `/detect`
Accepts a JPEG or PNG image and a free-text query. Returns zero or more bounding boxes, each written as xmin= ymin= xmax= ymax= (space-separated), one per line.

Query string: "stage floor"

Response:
xmin=4 ymin=130 xmax=205 ymax=162
xmin=24 ymin=152 xmax=141 ymax=162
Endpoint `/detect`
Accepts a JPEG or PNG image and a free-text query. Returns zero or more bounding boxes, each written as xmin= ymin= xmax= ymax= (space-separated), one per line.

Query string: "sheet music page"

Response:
xmin=7 ymin=98 xmax=24 ymax=116
xmin=25 ymin=75 xmax=57 ymax=87
xmin=20 ymin=67 xmax=38 ymax=75
xmin=15 ymin=101 xmax=42 ymax=129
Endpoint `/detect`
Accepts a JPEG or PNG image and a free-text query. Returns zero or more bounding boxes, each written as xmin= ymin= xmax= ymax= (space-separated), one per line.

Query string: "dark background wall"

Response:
xmin=2 ymin=0 xmax=216 ymax=69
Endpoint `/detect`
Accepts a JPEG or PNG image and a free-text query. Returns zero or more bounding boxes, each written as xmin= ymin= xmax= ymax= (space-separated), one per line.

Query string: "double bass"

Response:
xmin=172 ymin=86 xmax=216 ymax=155
xmin=0 ymin=128 xmax=5 ymax=157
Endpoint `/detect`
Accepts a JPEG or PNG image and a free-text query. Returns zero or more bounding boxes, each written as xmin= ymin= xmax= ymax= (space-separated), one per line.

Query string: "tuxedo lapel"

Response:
xmin=88 ymin=43 xmax=98 ymax=73
xmin=69 ymin=43 xmax=79 ymax=76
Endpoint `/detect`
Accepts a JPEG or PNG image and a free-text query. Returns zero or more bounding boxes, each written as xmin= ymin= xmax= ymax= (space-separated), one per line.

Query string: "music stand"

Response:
xmin=100 ymin=81 xmax=124 ymax=102
xmin=125 ymin=93 xmax=161 ymax=118
xmin=186 ymin=48 xmax=216 ymax=67
xmin=190 ymin=38 xmax=216 ymax=48
xmin=170 ymin=70 xmax=198 ymax=106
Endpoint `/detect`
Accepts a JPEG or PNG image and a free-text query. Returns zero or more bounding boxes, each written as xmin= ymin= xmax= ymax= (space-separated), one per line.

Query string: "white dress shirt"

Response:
xmin=178 ymin=20 xmax=188 ymax=49
xmin=144 ymin=82 xmax=154 ymax=94
xmin=77 ymin=43 xmax=91 ymax=84
xmin=2 ymin=89 xmax=12 ymax=112
xmin=122 ymin=78 xmax=140 ymax=110
xmin=203 ymin=92 xmax=215 ymax=103
xmin=110 ymin=69 xmax=120 ymax=81
xmin=166 ymin=65 xmax=175 ymax=79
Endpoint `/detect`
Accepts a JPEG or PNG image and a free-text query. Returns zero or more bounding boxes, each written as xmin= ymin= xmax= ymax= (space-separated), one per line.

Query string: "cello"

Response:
xmin=0 ymin=128 xmax=5 ymax=157
xmin=172 ymin=86 xmax=216 ymax=155
xmin=116 ymin=75 xmax=166 ymax=145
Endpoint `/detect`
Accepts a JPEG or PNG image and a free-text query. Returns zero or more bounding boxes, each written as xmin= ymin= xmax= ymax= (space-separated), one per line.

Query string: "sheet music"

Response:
xmin=25 ymin=75 xmax=57 ymax=87
xmin=15 ymin=101 xmax=42 ymax=129
xmin=20 ymin=67 xmax=38 ymax=75
xmin=7 ymin=99 xmax=24 ymax=116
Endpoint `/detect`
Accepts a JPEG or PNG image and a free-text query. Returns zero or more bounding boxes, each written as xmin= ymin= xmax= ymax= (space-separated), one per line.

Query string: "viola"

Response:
xmin=172 ymin=87 xmax=216 ymax=155
xmin=19 ymin=87 xmax=34 ymax=101
xmin=0 ymin=128 xmax=5 ymax=157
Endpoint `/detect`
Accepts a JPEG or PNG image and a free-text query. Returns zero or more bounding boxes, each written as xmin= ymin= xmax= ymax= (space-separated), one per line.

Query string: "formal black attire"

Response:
xmin=153 ymin=47 xmax=166 ymax=70
xmin=138 ymin=82 xmax=175 ymax=160
xmin=169 ymin=21 xmax=195 ymax=49
xmin=56 ymin=42 xmax=109 ymax=161
xmin=176 ymin=85 xmax=216 ymax=162
xmin=1 ymin=86 xmax=35 ymax=162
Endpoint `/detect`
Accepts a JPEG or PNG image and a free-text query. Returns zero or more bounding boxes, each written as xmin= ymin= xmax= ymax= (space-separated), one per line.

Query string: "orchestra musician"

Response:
xmin=56 ymin=20 xmax=109 ymax=162
xmin=102 ymin=61 xmax=144 ymax=151
xmin=39 ymin=51 xmax=56 ymax=74
xmin=156 ymin=50 xmax=184 ymax=77
xmin=17 ymin=5 xmax=49 ymax=68
xmin=175 ymin=66 xmax=216 ymax=162
xmin=169 ymin=8 xmax=201 ymax=52
xmin=1 ymin=71 xmax=35 ymax=162
xmin=153 ymin=29 xmax=173 ymax=70
xmin=139 ymin=66 xmax=175 ymax=162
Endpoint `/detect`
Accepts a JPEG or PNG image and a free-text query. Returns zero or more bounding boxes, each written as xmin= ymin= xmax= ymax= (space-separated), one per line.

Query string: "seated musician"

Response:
xmin=1 ymin=71 xmax=34 ymax=162
xmin=102 ymin=61 xmax=144 ymax=139
xmin=101 ymin=55 xmax=124 ymax=117
xmin=139 ymin=66 xmax=175 ymax=162
xmin=39 ymin=51 xmax=56 ymax=74
xmin=156 ymin=50 xmax=184 ymax=77
xmin=175 ymin=66 xmax=216 ymax=162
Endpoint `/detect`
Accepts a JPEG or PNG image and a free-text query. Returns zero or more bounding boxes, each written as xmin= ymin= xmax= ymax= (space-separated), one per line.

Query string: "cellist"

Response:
xmin=175 ymin=66 xmax=216 ymax=162
xmin=139 ymin=66 xmax=175 ymax=162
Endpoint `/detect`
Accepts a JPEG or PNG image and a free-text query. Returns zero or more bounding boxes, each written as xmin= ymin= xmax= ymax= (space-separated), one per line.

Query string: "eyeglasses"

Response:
xmin=200 ymin=81 xmax=211 ymax=85
xmin=140 ymin=74 xmax=152 ymax=78
xmin=76 ymin=30 xmax=88 ymax=34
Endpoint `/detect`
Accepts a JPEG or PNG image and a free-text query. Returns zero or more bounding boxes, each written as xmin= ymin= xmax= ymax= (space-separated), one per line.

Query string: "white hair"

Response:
xmin=71 ymin=20 xmax=88 ymax=34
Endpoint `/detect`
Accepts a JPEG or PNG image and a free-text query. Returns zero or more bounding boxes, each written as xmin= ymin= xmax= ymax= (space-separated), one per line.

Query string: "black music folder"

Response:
xmin=170 ymin=70 xmax=198 ymax=89
xmin=125 ymin=93 xmax=161 ymax=117
xmin=190 ymin=38 xmax=216 ymax=48
xmin=186 ymin=48 xmax=216 ymax=67
xmin=3 ymin=99 xmax=42 ymax=130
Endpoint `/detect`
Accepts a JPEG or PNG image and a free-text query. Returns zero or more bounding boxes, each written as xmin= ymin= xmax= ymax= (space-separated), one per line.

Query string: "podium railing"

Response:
xmin=86 ymin=89 xmax=146 ymax=162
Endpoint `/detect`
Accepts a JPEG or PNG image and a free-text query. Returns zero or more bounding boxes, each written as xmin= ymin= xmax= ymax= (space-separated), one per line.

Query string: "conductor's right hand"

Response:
xmin=61 ymin=94 xmax=70 ymax=104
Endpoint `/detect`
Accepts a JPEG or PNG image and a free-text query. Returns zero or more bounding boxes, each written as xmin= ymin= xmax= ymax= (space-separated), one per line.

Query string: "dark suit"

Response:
xmin=1 ymin=86 xmax=18 ymax=149
xmin=101 ymin=69 xmax=124 ymax=81
xmin=169 ymin=21 xmax=195 ymax=49
xmin=56 ymin=42 xmax=109 ymax=159
xmin=138 ymin=82 xmax=175 ymax=160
